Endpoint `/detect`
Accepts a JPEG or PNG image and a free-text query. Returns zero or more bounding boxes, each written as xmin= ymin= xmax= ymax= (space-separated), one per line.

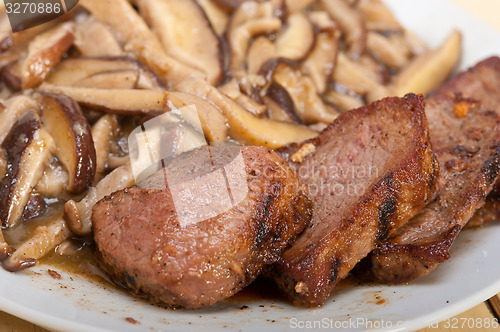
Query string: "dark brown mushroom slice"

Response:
xmin=0 ymin=110 xmax=55 ymax=228
xmin=38 ymin=93 xmax=96 ymax=195
xmin=136 ymin=0 xmax=224 ymax=85
xmin=1 ymin=22 xmax=75 ymax=91
xmin=265 ymin=81 xmax=302 ymax=123
xmin=22 ymin=194 xmax=47 ymax=221
xmin=0 ymin=95 xmax=40 ymax=144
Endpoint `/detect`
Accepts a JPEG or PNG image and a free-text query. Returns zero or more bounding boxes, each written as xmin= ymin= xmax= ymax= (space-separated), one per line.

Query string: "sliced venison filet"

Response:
xmin=361 ymin=58 xmax=500 ymax=284
xmin=92 ymin=145 xmax=312 ymax=309
xmin=265 ymin=94 xmax=437 ymax=307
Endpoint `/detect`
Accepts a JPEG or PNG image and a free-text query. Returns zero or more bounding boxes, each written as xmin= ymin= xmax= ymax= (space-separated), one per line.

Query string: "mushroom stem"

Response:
xmin=2 ymin=218 xmax=70 ymax=272
xmin=65 ymin=164 xmax=135 ymax=236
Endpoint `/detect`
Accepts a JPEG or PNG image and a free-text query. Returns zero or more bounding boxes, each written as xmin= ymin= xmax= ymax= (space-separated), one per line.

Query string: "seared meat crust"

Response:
xmin=363 ymin=57 xmax=500 ymax=283
xmin=266 ymin=94 xmax=437 ymax=307
xmin=92 ymin=145 xmax=312 ymax=309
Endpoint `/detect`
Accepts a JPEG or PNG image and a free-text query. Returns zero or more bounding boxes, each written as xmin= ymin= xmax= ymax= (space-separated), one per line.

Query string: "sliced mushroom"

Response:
xmin=38 ymin=93 xmax=96 ymax=194
xmin=247 ymin=36 xmax=276 ymax=75
xmin=196 ymin=0 xmax=230 ymax=36
xmin=73 ymin=70 xmax=139 ymax=89
xmin=273 ymin=65 xmax=339 ymax=124
xmin=320 ymin=0 xmax=366 ymax=59
xmin=356 ymin=0 xmax=402 ymax=32
xmin=308 ymin=10 xmax=339 ymax=32
xmin=175 ymin=78 xmax=317 ymax=148
xmin=1 ymin=22 xmax=75 ymax=91
xmin=82 ymin=0 xmax=205 ymax=88
xmin=0 ymin=110 xmax=55 ymax=228
xmin=22 ymin=194 xmax=47 ymax=221
xmin=264 ymin=81 xmax=302 ymax=123
xmin=227 ymin=0 xmax=283 ymax=71
xmin=92 ymin=114 xmax=120 ymax=174
xmin=136 ymin=0 xmax=224 ymax=85
xmin=0 ymin=95 xmax=41 ymax=144
xmin=2 ymin=218 xmax=71 ymax=272
xmin=391 ymin=29 xmax=462 ymax=97
xmin=332 ymin=52 xmax=388 ymax=102
xmin=285 ymin=0 xmax=315 ymax=12
xmin=47 ymin=57 xmax=162 ymax=90
xmin=323 ymin=89 xmax=364 ymax=111
xmin=39 ymin=84 xmax=228 ymax=143
xmin=366 ymin=31 xmax=409 ymax=69
xmin=211 ymin=0 xmax=267 ymax=11
xmin=0 ymin=229 xmax=13 ymax=261
xmin=301 ymin=31 xmax=338 ymax=94
xmin=219 ymin=79 xmax=267 ymax=116
xmin=65 ymin=164 xmax=135 ymax=236
xmin=74 ymin=15 xmax=124 ymax=57
xmin=274 ymin=12 xmax=315 ymax=62
xmin=35 ymin=162 xmax=69 ymax=198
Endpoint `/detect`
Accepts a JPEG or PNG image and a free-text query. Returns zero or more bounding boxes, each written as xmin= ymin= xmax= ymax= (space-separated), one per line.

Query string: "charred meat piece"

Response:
xmin=266 ymin=94 xmax=437 ymax=307
xmin=92 ymin=145 xmax=312 ymax=309
xmin=361 ymin=58 xmax=500 ymax=284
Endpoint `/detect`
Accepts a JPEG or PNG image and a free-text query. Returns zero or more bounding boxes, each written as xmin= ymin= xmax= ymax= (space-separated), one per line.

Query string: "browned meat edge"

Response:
xmin=266 ymin=94 xmax=437 ymax=307
xmin=359 ymin=57 xmax=500 ymax=284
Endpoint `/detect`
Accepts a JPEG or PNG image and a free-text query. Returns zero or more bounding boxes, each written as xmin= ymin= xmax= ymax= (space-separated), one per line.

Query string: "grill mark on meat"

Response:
xmin=266 ymin=94 xmax=437 ymax=307
xmin=359 ymin=57 xmax=500 ymax=284
xmin=92 ymin=145 xmax=312 ymax=309
xmin=378 ymin=196 xmax=397 ymax=241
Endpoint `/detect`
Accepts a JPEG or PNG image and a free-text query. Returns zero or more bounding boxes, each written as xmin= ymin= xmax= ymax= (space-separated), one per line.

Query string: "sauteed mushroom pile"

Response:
xmin=0 ymin=0 xmax=461 ymax=272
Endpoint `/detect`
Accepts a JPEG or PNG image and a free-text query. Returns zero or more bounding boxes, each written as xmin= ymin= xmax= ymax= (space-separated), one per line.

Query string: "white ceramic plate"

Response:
xmin=2 ymin=1 xmax=500 ymax=331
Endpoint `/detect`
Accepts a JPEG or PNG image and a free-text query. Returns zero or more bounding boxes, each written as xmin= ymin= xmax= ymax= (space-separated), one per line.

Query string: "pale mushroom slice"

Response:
xmin=136 ymin=0 xmax=224 ymax=85
xmin=174 ymin=78 xmax=317 ymax=148
xmin=274 ymin=12 xmax=315 ymax=62
xmin=323 ymin=89 xmax=365 ymax=111
xmin=92 ymin=114 xmax=120 ymax=174
xmin=273 ymin=65 xmax=339 ymax=124
xmin=247 ymin=36 xmax=276 ymax=75
xmin=226 ymin=0 xmax=283 ymax=71
xmin=0 ymin=228 xmax=13 ymax=261
xmin=332 ymin=52 xmax=388 ymax=102
xmin=0 ymin=110 xmax=55 ymax=228
xmin=219 ymin=79 xmax=267 ymax=116
xmin=35 ymin=162 xmax=69 ymax=198
xmin=301 ymin=31 xmax=339 ymax=94
xmin=320 ymin=0 xmax=366 ymax=59
xmin=38 ymin=93 xmax=97 ymax=194
xmin=74 ymin=15 xmax=124 ymax=57
xmin=356 ymin=0 xmax=402 ymax=32
xmin=65 ymin=164 xmax=135 ymax=236
xmin=391 ymin=29 xmax=462 ymax=97
xmin=47 ymin=57 xmax=162 ymax=90
xmin=285 ymin=0 xmax=315 ymax=12
xmin=1 ymin=22 xmax=75 ymax=91
xmin=38 ymin=84 xmax=228 ymax=143
xmin=366 ymin=31 xmax=409 ymax=69
xmin=2 ymin=218 xmax=71 ymax=272
xmin=195 ymin=0 xmax=229 ymax=36
xmin=82 ymin=0 xmax=204 ymax=88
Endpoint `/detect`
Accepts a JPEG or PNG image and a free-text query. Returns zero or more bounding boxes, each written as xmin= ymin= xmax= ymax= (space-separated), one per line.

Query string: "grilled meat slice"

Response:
xmin=92 ymin=145 xmax=312 ymax=309
xmin=265 ymin=94 xmax=437 ymax=307
xmin=466 ymin=188 xmax=500 ymax=228
xmin=361 ymin=58 xmax=500 ymax=284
